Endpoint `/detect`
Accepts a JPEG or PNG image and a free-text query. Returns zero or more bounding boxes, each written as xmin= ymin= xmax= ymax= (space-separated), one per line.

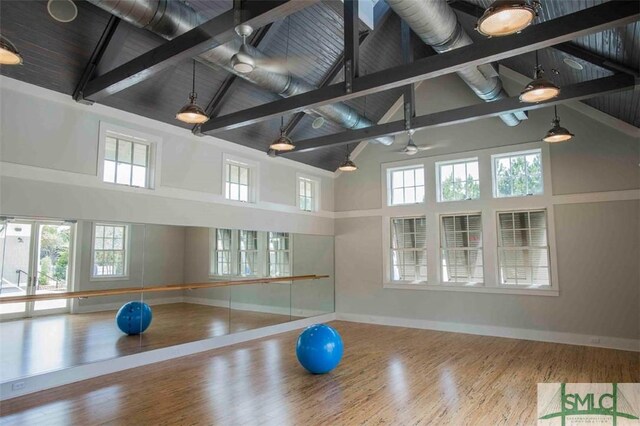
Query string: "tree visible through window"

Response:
xmin=494 ymin=150 xmax=542 ymax=197
xmin=92 ymin=224 xmax=127 ymax=278
xmin=438 ymin=159 xmax=480 ymax=202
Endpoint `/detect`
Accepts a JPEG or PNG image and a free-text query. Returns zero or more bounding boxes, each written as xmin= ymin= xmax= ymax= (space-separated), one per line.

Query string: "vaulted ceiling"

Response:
xmin=1 ymin=0 xmax=637 ymax=171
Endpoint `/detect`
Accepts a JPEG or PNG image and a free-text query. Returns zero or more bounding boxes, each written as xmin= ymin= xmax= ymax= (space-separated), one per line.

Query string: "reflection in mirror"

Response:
xmin=0 ymin=218 xmax=334 ymax=384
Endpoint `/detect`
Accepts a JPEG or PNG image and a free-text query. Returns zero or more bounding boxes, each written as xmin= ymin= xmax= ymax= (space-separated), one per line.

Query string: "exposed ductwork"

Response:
xmin=386 ymin=0 xmax=522 ymax=127
xmin=86 ymin=0 xmax=394 ymax=145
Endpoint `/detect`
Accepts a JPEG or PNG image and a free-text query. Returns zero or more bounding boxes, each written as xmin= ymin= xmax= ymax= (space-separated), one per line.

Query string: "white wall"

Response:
xmin=334 ymin=71 xmax=640 ymax=346
xmin=0 ymin=77 xmax=334 ymax=236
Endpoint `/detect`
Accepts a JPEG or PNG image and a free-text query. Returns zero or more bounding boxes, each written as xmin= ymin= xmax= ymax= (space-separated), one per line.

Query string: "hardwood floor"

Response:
xmin=0 ymin=303 xmax=296 ymax=382
xmin=1 ymin=321 xmax=638 ymax=425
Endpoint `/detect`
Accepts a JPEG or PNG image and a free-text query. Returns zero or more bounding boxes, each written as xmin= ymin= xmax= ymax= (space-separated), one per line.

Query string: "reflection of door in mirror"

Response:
xmin=0 ymin=219 xmax=74 ymax=319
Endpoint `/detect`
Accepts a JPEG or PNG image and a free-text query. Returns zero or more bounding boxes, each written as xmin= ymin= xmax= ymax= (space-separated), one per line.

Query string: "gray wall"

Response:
xmin=334 ymin=73 xmax=640 ymax=340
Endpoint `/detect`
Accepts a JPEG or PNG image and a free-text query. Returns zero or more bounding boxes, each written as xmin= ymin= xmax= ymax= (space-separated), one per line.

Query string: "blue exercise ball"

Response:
xmin=116 ymin=301 xmax=153 ymax=335
xmin=296 ymin=324 xmax=343 ymax=374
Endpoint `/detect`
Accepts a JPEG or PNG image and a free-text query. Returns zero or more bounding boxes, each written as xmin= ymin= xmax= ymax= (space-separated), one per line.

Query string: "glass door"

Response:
xmin=0 ymin=219 xmax=74 ymax=319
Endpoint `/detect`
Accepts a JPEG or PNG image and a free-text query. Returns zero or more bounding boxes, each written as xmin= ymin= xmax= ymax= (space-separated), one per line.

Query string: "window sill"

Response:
xmin=387 ymin=202 xmax=426 ymax=208
xmin=383 ymin=282 xmax=559 ymax=296
xmin=100 ymin=181 xmax=154 ymax=192
xmin=89 ymin=275 xmax=130 ymax=282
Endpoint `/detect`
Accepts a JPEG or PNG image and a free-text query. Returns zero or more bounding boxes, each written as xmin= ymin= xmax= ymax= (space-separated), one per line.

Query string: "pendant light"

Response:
xmin=0 ymin=36 xmax=23 ymax=65
xmin=230 ymin=24 xmax=255 ymax=74
xmin=269 ymin=116 xmax=295 ymax=151
xmin=520 ymin=51 xmax=560 ymax=103
xmin=338 ymin=144 xmax=358 ymax=172
xmin=476 ymin=0 xmax=539 ymax=37
xmin=176 ymin=60 xmax=209 ymax=124
xmin=543 ymin=106 xmax=574 ymax=143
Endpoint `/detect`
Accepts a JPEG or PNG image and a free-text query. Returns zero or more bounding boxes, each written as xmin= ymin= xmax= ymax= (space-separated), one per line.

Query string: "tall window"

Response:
xmin=92 ymin=223 xmax=128 ymax=278
xmin=493 ymin=149 xmax=543 ymax=198
xmin=103 ymin=136 xmax=150 ymax=188
xmin=440 ymin=213 xmax=483 ymax=284
xmin=497 ymin=210 xmax=550 ymax=286
xmin=267 ymin=232 xmax=290 ymax=277
xmin=437 ymin=158 xmax=480 ymax=202
xmin=390 ymin=216 xmax=427 ymax=282
xmin=238 ymin=230 xmax=259 ymax=276
xmin=298 ymin=177 xmax=315 ymax=212
xmin=225 ymin=161 xmax=250 ymax=202
xmin=388 ymin=166 xmax=425 ymax=205
xmin=214 ymin=228 xmax=233 ymax=276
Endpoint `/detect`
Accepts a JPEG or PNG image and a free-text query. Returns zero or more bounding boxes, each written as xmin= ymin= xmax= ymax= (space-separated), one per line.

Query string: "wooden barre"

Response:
xmin=0 ymin=275 xmax=330 ymax=304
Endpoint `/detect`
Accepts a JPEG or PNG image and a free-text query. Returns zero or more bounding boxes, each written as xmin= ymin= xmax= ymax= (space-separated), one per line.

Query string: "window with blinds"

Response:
xmin=267 ymin=232 xmax=290 ymax=277
xmin=440 ymin=213 xmax=483 ymax=284
xmin=214 ymin=228 xmax=233 ymax=276
xmin=388 ymin=166 xmax=425 ymax=205
xmin=390 ymin=216 xmax=427 ymax=282
xmin=238 ymin=230 xmax=259 ymax=276
xmin=497 ymin=210 xmax=550 ymax=286
xmin=493 ymin=149 xmax=543 ymax=198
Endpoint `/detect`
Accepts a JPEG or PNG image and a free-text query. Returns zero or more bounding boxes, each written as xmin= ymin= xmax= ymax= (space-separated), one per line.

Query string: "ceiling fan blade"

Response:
xmin=254 ymin=56 xmax=315 ymax=74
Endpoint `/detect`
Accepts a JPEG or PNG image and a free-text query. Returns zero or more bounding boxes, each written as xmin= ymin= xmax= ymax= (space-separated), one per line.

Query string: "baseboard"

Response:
xmin=0 ymin=313 xmax=336 ymax=401
xmin=336 ymin=313 xmax=640 ymax=352
xmin=183 ymin=296 xmax=328 ymax=317
xmin=74 ymin=297 xmax=185 ymax=314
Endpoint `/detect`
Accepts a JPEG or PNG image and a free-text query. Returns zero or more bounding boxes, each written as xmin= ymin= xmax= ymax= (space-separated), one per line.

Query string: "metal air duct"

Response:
xmin=386 ymin=0 xmax=522 ymax=126
xmin=86 ymin=0 xmax=394 ymax=144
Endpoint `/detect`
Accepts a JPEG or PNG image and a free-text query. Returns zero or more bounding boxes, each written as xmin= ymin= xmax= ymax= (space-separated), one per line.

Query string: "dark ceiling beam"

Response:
xmin=284 ymin=7 xmax=395 ymax=136
xmin=343 ymin=0 xmax=359 ymax=93
xmin=401 ymin=20 xmax=415 ymax=129
xmin=73 ymin=15 xmax=120 ymax=104
xmin=82 ymin=0 xmax=317 ymax=101
xmin=279 ymin=73 xmax=635 ymax=155
xmin=199 ymin=1 xmax=639 ymax=134
xmin=449 ymin=0 xmax=639 ymax=77
xmin=193 ymin=23 xmax=273 ymax=135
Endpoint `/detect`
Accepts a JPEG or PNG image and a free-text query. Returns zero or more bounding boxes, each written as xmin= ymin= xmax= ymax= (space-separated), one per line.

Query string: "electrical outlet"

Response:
xmin=12 ymin=381 xmax=25 ymax=391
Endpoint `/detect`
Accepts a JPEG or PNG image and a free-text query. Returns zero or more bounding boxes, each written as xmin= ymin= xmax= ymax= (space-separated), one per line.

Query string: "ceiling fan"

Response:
xmin=397 ymin=129 xmax=434 ymax=155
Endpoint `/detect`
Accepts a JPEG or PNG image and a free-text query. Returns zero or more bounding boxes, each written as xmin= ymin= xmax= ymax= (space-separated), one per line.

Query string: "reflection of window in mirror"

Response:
xmin=91 ymin=223 xmax=130 ymax=279
xmin=212 ymin=228 xmax=233 ymax=276
xmin=267 ymin=232 xmax=291 ymax=277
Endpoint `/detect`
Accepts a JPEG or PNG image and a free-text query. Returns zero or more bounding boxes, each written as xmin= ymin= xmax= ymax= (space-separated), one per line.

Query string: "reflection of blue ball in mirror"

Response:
xmin=296 ymin=324 xmax=343 ymax=374
xmin=116 ymin=301 xmax=153 ymax=335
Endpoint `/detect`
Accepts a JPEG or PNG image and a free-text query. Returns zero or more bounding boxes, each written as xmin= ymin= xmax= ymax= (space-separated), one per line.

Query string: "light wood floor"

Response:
xmin=1 ymin=321 xmax=637 ymax=425
xmin=0 ymin=303 xmax=295 ymax=381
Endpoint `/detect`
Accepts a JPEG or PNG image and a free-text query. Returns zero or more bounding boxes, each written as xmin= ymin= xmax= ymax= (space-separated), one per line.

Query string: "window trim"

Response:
xmin=90 ymin=222 xmax=131 ymax=281
xmin=438 ymin=211 xmax=484 ymax=286
xmin=97 ymin=122 xmax=161 ymax=190
xmin=491 ymin=148 xmax=544 ymax=199
xmin=296 ymin=173 xmax=321 ymax=212
xmin=435 ymin=157 xmax=480 ymax=203
xmin=222 ymin=153 xmax=259 ymax=204
xmin=384 ymin=214 xmax=428 ymax=285
xmin=385 ymin=163 xmax=426 ymax=207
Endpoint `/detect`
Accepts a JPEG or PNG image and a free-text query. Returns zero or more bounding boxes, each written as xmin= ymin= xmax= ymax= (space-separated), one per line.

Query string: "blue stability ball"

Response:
xmin=116 ymin=301 xmax=153 ymax=335
xmin=296 ymin=324 xmax=343 ymax=374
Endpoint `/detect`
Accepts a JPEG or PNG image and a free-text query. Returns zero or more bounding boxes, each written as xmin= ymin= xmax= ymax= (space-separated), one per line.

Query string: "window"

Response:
xmin=267 ymin=232 xmax=290 ymax=277
xmin=440 ymin=213 xmax=483 ymax=284
xmin=103 ymin=136 xmax=149 ymax=188
xmin=298 ymin=177 xmax=317 ymax=212
xmin=92 ymin=223 xmax=128 ymax=278
xmin=390 ymin=217 xmax=427 ymax=282
xmin=388 ymin=166 xmax=425 ymax=206
xmin=225 ymin=162 xmax=250 ymax=202
xmin=437 ymin=158 xmax=480 ymax=202
xmin=213 ymin=228 xmax=233 ymax=276
xmin=238 ymin=230 xmax=259 ymax=276
xmin=497 ymin=210 xmax=550 ymax=286
xmin=493 ymin=149 xmax=543 ymax=198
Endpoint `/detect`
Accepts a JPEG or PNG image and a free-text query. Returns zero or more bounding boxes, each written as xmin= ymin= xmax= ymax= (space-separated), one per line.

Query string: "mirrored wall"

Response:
xmin=0 ymin=218 xmax=334 ymax=383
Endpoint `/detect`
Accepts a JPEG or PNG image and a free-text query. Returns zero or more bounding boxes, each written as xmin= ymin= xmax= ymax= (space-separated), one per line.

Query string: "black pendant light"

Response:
xmin=176 ymin=60 xmax=209 ymax=124
xmin=0 ymin=35 xmax=23 ymax=65
xmin=520 ymin=51 xmax=560 ymax=103
xmin=476 ymin=0 xmax=539 ymax=37
xmin=269 ymin=116 xmax=295 ymax=151
xmin=338 ymin=144 xmax=358 ymax=172
xmin=543 ymin=106 xmax=574 ymax=143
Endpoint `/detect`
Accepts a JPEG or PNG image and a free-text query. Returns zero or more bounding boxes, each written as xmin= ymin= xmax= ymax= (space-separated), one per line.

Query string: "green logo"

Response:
xmin=539 ymin=383 xmax=639 ymax=425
